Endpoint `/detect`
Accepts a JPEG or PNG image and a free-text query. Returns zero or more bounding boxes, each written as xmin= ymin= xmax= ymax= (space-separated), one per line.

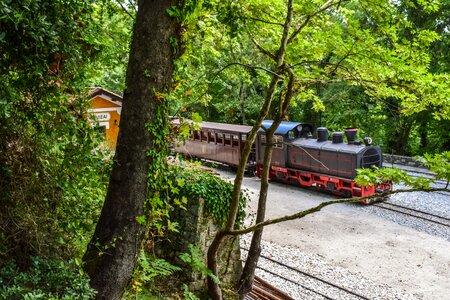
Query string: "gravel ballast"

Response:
xmin=241 ymin=235 xmax=418 ymax=300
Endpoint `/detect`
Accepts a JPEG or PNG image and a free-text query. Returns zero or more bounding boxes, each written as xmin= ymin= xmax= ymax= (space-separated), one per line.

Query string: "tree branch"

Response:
xmin=288 ymin=0 xmax=349 ymax=44
xmin=249 ymin=16 xmax=284 ymax=27
xmin=250 ymin=36 xmax=277 ymax=60
xmin=117 ymin=1 xmax=135 ymax=20
xmin=229 ymin=188 xmax=450 ymax=236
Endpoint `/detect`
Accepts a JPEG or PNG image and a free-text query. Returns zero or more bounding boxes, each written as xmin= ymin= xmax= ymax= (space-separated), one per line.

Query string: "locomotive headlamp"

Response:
xmin=296 ymin=125 xmax=303 ymax=132
xmin=363 ymin=137 xmax=373 ymax=146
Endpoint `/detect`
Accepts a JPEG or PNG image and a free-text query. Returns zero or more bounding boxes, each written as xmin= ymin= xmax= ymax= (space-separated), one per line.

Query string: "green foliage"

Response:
xmin=356 ymin=151 xmax=450 ymax=189
xmin=167 ymin=0 xmax=204 ymax=25
xmin=179 ymin=244 xmax=219 ymax=284
xmin=0 ymin=257 xmax=95 ymax=300
xmin=0 ymin=0 xmax=111 ymax=263
xmin=355 ymin=166 xmax=432 ymax=189
xmin=168 ymin=0 xmax=450 ymax=157
xmin=145 ymin=103 xmax=183 ymax=239
xmin=129 ymin=252 xmax=181 ymax=294
xmin=417 ymin=151 xmax=450 ymax=186
xmin=182 ymin=284 xmax=200 ymax=300
xmin=85 ymin=3 xmax=134 ymax=93
xmin=145 ymin=162 xmax=247 ymax=240
xmin=0 ymin=92 xmax=111 ymax=262
xmin=168 ymin=2 xmax=269 ymax=125
xmin=173 ymin=165 xmax=248 ymax=227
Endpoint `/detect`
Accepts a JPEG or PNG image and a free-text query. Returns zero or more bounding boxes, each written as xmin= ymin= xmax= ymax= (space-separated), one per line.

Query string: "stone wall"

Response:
xmin=153 ymin=197 xmax=242 ymax=298
xmin=383 ymin=154 xmax=425 ymax=168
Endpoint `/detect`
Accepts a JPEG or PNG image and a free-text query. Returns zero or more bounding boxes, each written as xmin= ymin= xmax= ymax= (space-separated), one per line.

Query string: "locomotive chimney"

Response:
xmin=317 ymin=127 xmax=328 ymax=142
xmin=332 ymin=132 xmax=344 ymax=143
xmin=344 ymin=128 xmax=358 ymax=144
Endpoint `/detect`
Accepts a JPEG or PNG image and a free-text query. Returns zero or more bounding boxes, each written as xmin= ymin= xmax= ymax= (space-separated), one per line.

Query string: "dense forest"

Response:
xmin=0 ymin=0 xmax=449 ymax=299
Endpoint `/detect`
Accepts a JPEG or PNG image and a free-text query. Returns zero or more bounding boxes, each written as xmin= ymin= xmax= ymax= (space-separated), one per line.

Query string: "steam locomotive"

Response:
xmin=173 ymin=119 xmax=392 ymax=198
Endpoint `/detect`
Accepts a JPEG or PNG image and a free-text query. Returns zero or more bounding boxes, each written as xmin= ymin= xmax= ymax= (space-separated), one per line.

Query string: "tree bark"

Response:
xmin=83 ymin=1 xmax=179 ymax=299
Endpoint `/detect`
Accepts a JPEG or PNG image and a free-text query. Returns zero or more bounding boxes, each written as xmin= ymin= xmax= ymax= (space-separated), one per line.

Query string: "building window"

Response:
xmin=95 ymin=125 xmax=106 ymax=136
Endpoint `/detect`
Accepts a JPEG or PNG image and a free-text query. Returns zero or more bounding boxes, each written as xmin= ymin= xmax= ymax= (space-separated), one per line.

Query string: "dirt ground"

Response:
xmin=217 ymin=169 xmax=450 ymax=300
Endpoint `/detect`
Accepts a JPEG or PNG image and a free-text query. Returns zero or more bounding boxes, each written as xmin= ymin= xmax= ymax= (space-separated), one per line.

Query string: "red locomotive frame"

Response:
xmin=256 ymin=163 xmax=392 ymax=202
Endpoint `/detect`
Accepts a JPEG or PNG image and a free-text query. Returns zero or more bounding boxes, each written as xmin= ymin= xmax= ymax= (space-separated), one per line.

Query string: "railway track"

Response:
xmin=242 ymin=247 xmax=370 ymax=300
xmin=372 ymin=201 xmax=450 ymax=228
xmin=388 ymin=165 xmax=449 ymax=187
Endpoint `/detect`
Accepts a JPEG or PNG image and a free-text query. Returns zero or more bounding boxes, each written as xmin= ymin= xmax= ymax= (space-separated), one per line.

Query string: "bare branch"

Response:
xmin=327 ymin=40 xmax=357 ymax=76
xmin=118 ymin=1 xmax=135 ymax=20
xmin=288 ymin=0 xmax=349 ymax=44
xmin=250 ymin=36 xmax=277 ymax=60
xmin=217 ymin=62 xmax=283 ymax=78
xmin=249 ymin=16 xmax=284 ymax=27
xmin=229 ymin=188 xmax=450 ymax=236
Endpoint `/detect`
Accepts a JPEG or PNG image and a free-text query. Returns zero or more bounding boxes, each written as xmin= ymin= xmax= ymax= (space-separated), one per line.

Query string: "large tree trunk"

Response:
xmin=83 ymin=1 xmax=179 ymax=299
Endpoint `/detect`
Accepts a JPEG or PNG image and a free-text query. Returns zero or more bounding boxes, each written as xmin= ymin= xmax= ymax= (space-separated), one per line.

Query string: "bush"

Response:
xmin=0 ymin=93 xmax=111 ymax=263
xmin=0 ymin=257 xmax=95 ymax=300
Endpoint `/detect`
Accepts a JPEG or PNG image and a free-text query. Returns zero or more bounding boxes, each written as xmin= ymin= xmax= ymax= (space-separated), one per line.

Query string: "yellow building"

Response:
xmin=88 ymin=87 xmax=123 ymax=149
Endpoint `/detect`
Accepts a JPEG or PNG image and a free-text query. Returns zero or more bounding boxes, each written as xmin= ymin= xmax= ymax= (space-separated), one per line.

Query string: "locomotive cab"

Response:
xmin=256 ymin=120 xmax=313 ymax=169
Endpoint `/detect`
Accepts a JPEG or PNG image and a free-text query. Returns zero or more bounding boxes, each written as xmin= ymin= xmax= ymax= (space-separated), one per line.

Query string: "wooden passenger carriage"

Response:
xmin=172 ymin=120 xmax=256 ymax=172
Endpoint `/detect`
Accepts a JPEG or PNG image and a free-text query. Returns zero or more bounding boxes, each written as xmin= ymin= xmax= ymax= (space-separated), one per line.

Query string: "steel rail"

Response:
xmin=256 ymin=264 xmax=334 ymax=300
xmin=373 ymin=203 xmax=450 ymax=228
xmin=387 ymin=166 xmax=449 ymax=186
xmin=241 ymin=247 xmax=370 ymax=300
xmin=383 ymin=202 xmax=450 ymax=222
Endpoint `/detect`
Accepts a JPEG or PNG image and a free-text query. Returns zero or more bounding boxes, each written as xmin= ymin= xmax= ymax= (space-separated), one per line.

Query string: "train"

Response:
xmin=172 ymin=119 xmax=392 ymax=198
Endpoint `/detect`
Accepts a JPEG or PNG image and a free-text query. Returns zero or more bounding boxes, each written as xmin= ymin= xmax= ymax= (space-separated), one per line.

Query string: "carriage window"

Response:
xmin=208 ymin=132 xmax=215 ymax=143
xmin=288 ymin=130 xmax=295 ymax=140
xmin=216 ymin=133 xmax=223 ymax=144
xmin=193 ymin=130 xmax=200 ymax=140
xmin=201 ymin=131 xmax=208 ymax=142
xmin=224 ymin=134 xmax=231 ymax=146
xmin=232 ymin=135 xmax=239 ymax=147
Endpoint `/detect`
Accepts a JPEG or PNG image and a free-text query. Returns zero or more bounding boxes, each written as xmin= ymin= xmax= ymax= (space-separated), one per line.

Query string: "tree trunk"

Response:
xmin=83 ymin=1 xmax=179 ymax=299
xmin=239 ymin=83 xmax=246 ymax=125
xmin=238 ymin=70 xmax=295 ymax=298
xmin=387 ymin=117 xmax=413 ymax=155
xmin=207 ymin=1 xmax=294 ymax=298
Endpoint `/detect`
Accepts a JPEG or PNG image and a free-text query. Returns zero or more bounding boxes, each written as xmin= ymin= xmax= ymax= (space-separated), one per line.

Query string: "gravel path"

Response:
xmin=241 ymin=235 xmax=417 ymax=300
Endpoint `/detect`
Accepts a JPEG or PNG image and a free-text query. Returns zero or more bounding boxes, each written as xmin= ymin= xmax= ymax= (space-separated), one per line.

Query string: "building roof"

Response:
xmin=89 ymin=87 xmax=123 ymax=106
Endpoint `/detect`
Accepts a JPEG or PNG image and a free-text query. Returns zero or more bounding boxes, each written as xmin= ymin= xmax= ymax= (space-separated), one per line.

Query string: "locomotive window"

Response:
xmin=242 ymin=134 xmax=247 ymax=141
xmin=274 ymin=136 xmax=284 ymax=149
xmin=260 ymin=135 xmax=266 ymax=143
xmin=288 ymin=130 xmax=295 ymax=140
